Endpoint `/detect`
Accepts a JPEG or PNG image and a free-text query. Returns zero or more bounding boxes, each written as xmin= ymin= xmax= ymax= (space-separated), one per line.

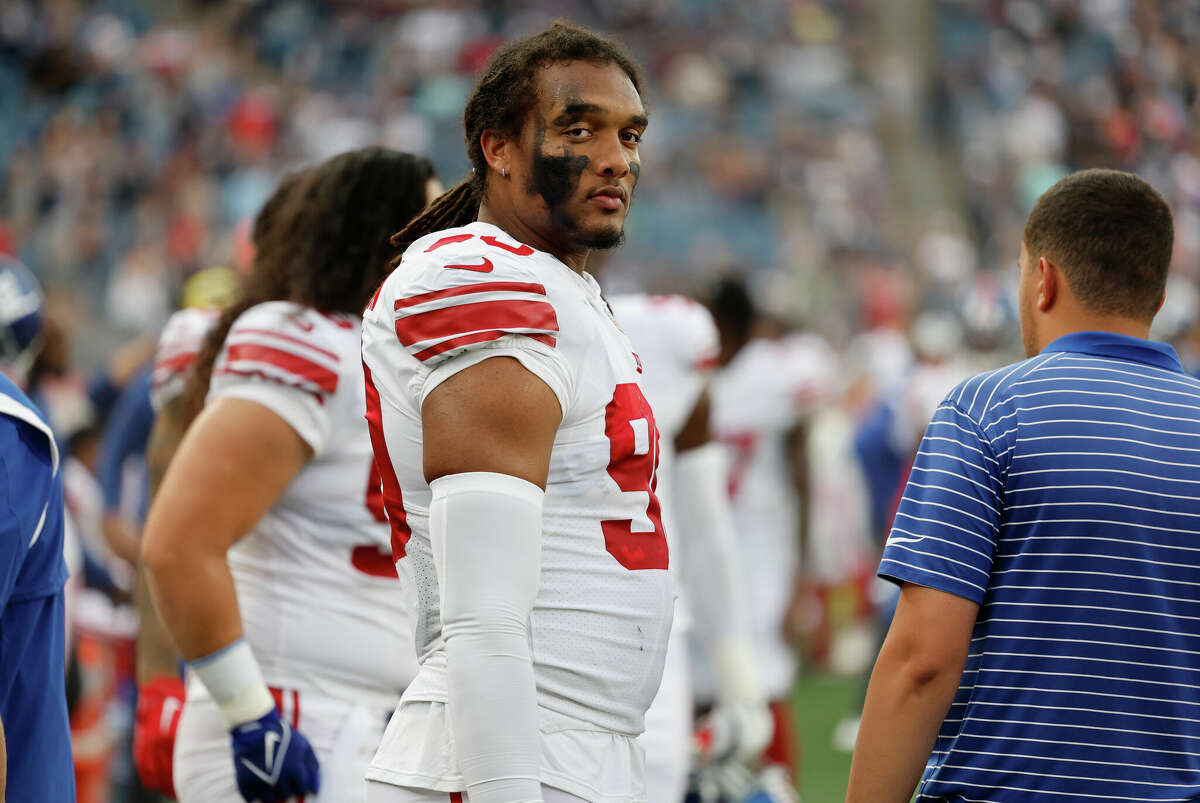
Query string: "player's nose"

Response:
xmin=592 ymin=132 xmax=631 ymax=179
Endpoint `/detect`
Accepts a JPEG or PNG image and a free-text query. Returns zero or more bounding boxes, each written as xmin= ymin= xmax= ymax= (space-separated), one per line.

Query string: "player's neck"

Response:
xmin=476 ymin=201 xmax=589 ymax=274
xmin=1032 ymin=314 xmax=1152 ymax=355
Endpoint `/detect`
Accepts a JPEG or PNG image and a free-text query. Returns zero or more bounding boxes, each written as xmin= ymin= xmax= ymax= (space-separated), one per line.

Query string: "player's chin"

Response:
xmin=573 ymin=216 xmax=627 ymax=251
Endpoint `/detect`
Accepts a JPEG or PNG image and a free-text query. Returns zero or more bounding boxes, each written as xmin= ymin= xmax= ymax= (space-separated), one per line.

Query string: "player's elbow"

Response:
xmin=885 ymin=628 xmax=969 ymax=695
xmin=140 ymin=524 xmax=174 ymax=582
xmin=140 ymin=512 xmax=198 ymax=586
xmin=442 ymin=599 xmax=530 ymax=643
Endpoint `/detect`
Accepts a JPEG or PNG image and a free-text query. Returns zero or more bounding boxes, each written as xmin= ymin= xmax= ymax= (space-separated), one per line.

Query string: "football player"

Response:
xmin=610 ymin=293 xmax=772 ymax=803
xmin=0 ymin=256 xmax=74 ymax=803
xmin=704 ymin=278 xmax=836 ymax=790
xmin=361 ymin=22 xmax=671 ymax=803
xmin=133 ymin=170 xmax=306 ymax=798
xmin=142 ymin=148 xmax=439 ymax=803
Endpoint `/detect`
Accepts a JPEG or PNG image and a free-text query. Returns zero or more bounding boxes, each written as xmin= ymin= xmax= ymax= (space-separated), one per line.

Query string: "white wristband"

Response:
xmin=188 ymin=639 xmax=275 ymax=728
xmin=713 ymin=635 xmax=765 ymax=706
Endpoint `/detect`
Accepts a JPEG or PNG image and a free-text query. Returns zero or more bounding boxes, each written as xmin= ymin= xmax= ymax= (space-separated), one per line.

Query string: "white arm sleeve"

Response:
xmin=674 ymin=443 xmax=764 ymax=704
xmin=430 ymin=472 xmax=544 ymax=803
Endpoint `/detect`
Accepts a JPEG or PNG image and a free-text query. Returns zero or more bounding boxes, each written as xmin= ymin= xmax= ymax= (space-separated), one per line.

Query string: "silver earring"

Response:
xmin=501 ymin=167 xmax=509 ymax=178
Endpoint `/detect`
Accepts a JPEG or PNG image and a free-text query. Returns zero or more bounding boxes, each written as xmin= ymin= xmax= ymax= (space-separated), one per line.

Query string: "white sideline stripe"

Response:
xmin=1012 ymin=372 xmax=1200 ymax=402
xmin=986 ymin=598 xmax=1200 ymax=624
xmin=970 ymin=664 xmax=1200 ymax=692
xmin=892 ymin=511 xmax=996 ymax=546
xmin=967 ymin=632 xmax=1200 ymax=658
xmin=878 ymin=558 xmax=987 ymax=592
xmin=962 ymin=682 xmax=1200 ymax=709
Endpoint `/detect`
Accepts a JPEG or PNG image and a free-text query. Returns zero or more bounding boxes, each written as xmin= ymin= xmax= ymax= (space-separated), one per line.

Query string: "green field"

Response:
xmin=790 ymin=671 xmax=859 ymax=802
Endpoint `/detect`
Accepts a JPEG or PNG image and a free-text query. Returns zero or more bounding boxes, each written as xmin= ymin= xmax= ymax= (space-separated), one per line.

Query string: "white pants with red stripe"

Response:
xmin=364 ymin=783 xmax=587 ymax=802
xmin=174 ymin=685 xmax=391 ymax=803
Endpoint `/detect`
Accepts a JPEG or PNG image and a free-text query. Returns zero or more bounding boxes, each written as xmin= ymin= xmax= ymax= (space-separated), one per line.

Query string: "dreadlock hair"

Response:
xmin=388 ymin=20 xmax=645 ymax=261
xmin=181 ymin=148 xmax=436 ymax=425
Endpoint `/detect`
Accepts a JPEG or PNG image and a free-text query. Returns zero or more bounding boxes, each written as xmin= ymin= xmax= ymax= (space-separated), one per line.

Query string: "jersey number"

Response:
xmin=724 ymin=431 xmax=758 ymax=498
xmin=351 ymin=462 xmax=398 ymax=578
xmin=602 ymin=383 xmax=668 ymax=571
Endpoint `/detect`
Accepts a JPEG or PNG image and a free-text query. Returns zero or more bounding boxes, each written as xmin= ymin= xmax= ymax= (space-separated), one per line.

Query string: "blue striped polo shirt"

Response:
xmin=879 ymin=330 xmax=1200 ymax=802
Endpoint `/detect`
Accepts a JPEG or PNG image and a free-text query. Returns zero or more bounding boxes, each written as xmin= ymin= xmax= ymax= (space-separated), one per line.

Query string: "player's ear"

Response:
xmin=479 ymin=129 xmax=510 ymax=180
xmin=1037 ymin=256 xmax=1057 ymax=312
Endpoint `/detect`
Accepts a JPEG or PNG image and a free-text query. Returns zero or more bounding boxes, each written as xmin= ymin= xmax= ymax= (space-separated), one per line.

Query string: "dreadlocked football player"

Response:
xmin=361 ymin=22 xmax=671 ymax=803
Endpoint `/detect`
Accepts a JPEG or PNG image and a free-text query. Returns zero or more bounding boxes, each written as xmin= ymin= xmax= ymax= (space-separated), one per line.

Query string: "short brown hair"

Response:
xmin=1023 ymin=169 xmax=1174 ymax=321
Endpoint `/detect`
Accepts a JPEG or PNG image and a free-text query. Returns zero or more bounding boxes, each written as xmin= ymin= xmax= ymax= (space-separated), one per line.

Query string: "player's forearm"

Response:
xmin=142 ymin=536 xmax=243 ymax=661
xmin=0 ymin=710 xmax=7 ymax=803
xmin=786 ymin=421 xmax=812 ymax=569
xmin=675 ymin=444 xmax=754 ymax=671
xmin=445 ymin=632 xmax=542 ymax=801
xmin=844 ymin=636 xmax=961 ymax=802
xmin=137 ymin=404 xmax=188 ymax=683
xmin=101 ymin=513 xmax=142 ymax=567
xmin=133 ymin=562 xmax=181 ymax=683
xmin=433 ymin=473 xmax=544 ymax=803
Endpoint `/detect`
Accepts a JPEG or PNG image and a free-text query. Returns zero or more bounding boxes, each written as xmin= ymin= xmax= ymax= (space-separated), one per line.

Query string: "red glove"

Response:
xmin=134 ymin=676 xmax=186 ymax=797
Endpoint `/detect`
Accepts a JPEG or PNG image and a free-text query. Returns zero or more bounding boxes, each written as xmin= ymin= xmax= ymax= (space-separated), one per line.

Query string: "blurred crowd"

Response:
xmin=2 ymin=1 xmax=1200 ymax=798
xmin=4 ymin=1 xmax=1198 ymax=357
xmin=0 ymin=0 xmax=893 ymax=349
xmin=931 ymin=0 xmax=1200 ymax=338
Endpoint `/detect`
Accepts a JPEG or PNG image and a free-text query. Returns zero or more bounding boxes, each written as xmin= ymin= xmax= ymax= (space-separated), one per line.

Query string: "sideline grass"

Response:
xmin=790 ymin=671 xmax=859 ymax=801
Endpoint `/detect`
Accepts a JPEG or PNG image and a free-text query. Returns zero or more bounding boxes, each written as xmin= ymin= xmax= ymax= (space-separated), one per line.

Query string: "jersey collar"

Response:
xmin=1041 ymin=330 xmax=1184 ymax=373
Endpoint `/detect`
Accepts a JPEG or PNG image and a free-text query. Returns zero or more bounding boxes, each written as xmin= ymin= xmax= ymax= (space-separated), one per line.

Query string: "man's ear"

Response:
xmin=1037 ymin=256 xmax=1058 ymax=312
xmin=479 ymin=129 xmax=509 ymax=177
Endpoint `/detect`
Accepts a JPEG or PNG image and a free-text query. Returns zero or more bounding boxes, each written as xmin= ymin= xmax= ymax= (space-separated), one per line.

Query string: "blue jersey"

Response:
xmin=0 ymin=374 xmax=74 ymax=803
xmin=879 ymin=331 xmax=1200 ymax=801
xmin=97 ymin=363 xmax=155 ymax=519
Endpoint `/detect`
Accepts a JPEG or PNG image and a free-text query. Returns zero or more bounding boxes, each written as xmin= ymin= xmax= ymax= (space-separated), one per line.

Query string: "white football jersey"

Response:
xmin=608 ymin=294 xmax=717 ymax=440
xmin=709 ymin=334 xmax=836 ymax=593
xmin=361 ymin=222 xmax=674 ymax=798
xmin=150 ymin=307 xmax=220 ymax=411
xmin=200 ymin=301 xmax=417 ymax=709
xmin=608 ymin=293 xmax=718 ymax=631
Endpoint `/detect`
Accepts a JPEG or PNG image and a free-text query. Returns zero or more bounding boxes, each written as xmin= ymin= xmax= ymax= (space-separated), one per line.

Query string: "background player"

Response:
xmin=132 ymin=171 xmax=308 ymax=798
xmin=142 ymin=148 xmax=439 ymax=803
xmin=362 ymin=22 xmax=670 ymax=803
xmin=703 ymin=278 xmax=837 ymax=788
xmin=610 ymin=292 xmax=774 ymax=803
xmin=0 ymin=256 xmax=74 ymax=802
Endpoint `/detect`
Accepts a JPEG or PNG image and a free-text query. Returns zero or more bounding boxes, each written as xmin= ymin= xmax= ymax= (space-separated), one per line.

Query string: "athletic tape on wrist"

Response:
xmin=188 ymin=639 xmax=275 ymax=728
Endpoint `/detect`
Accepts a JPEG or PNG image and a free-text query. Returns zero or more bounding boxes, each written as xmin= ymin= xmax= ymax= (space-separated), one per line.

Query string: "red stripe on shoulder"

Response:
xmin=424 ymin=233 xmax=475 ymax=252
xmin=317 ymin=310 xmax=355 ymax=329
xmin=232 ymin=327 xmax=339 ymax=362
xmin=394 ymin=299 xmax=558 ymax=349
xmin=366 ymin=284 xmax=384 ymax=312
xmin=480 ymin=234 xmax=534 ymax=256
xmin=394 ymin=281 xmax=547 ymax=310
xmin=223 ymin=343 xmax=339 ymax=394
xmin=412 ymin=331 xmax=555 ymax=362
xmin=155 ymin=351 xmax=197 ymax=374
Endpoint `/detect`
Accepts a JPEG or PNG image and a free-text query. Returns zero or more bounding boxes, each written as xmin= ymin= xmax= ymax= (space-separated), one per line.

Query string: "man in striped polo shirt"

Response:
xmin=846 ymin=169 xmax=1200 ymax=802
